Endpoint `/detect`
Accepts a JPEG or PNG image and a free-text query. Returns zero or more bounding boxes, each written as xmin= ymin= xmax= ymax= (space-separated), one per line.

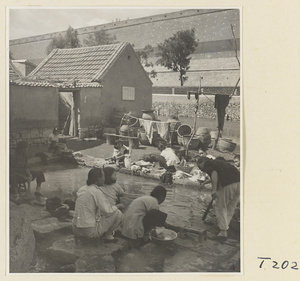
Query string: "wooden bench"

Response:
xmin=104 ymin=133 xmax=139 ymax=149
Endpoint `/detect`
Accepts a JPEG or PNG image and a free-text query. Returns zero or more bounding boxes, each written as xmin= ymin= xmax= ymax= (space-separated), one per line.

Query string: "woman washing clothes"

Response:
xmin=121 ymin=185 xmax=167 ymax=248
xmin=197 ymin=157 xmax=240 ymax=241
xmin=72 ymin=167 xmax=123 ymax=242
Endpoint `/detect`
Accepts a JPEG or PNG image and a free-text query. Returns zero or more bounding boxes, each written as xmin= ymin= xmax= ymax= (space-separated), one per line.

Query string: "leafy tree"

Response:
xmin=156 ymin=29 xmax=198 ymax=86
xmin=46 ymin=26 xmax=81 ymax=54
xmin=135 ymin=44 xmax=157 ymax=78
xmin=83 ymin=29 xmax=117 ymax=47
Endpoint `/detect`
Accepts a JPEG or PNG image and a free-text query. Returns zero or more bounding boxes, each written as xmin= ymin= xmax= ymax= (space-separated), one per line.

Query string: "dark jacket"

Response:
xmin=203 ymin=159 xmax=240 ymax=188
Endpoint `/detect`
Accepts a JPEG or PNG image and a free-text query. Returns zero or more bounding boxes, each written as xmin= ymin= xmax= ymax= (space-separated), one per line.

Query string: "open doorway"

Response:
xmin=58 ymin=91 xmax=80 ymax=137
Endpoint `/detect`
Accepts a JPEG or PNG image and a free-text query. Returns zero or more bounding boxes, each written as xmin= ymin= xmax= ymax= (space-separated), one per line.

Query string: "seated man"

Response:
xmin=10 ymin=141 xmax=46 ymax=201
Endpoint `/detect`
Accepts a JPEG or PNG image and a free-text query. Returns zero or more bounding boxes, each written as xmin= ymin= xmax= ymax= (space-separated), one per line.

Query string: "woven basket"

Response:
xmin=218 ymin=138 xmax=236 ymax=152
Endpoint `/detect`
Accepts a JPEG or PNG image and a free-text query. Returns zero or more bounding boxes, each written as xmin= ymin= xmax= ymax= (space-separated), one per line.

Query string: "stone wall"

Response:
xmin=152 ymin=95 xmax=240 ymax=122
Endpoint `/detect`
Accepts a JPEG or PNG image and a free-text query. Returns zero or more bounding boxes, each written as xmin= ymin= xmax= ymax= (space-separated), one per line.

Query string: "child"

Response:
xmin=233 ymin=154 xmax=240 ymax=170
xmin=48 ymin=128 xmax=66 ymax=155
xmin=112 ymin=140 xmax=129 ymax=167
xmin=100 ymin=167 xmax=126 ymax=209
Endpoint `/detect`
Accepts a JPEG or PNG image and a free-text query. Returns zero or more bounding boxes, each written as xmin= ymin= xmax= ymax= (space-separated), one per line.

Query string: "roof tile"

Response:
xmin=29 ymin=43 xmax=128 ymax=83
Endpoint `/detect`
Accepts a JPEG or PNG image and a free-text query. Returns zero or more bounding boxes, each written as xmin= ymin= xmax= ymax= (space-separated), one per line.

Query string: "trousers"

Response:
xmin=214 ymin=182 xmax=240 ymax=231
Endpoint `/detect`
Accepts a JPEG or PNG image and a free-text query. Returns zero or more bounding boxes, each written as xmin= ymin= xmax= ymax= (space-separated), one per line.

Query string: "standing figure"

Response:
xmin=121 ymin=185 xmax=167 ymax=248
xmin=72 ymin=168 xmax=123 ymax=242
xmin=197 ymin=157 xmax=240 ymax=240
xmin=10 ymin=140 xmax=46 ymax=201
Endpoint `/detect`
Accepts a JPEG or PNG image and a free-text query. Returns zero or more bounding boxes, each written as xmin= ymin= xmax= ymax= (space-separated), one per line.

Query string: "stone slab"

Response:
xmin=31 ymin=217 xmax=72 ymax=235
xmin=46 ymin=234 xmax=128 ymax=265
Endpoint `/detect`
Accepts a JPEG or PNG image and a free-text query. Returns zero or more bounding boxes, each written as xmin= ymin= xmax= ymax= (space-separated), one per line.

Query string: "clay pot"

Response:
xmin=142 ymin=110 xmax=155 ymax=120
xmin=196 ymin=127 xmax=209 ymax=135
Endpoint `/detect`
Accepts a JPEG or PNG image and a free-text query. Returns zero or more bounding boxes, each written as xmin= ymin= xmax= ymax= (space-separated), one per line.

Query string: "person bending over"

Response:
xmin=197 ymin=157 xmax=240 ymax=240
xmin=121 ymin=185 xmax=167 ymax=248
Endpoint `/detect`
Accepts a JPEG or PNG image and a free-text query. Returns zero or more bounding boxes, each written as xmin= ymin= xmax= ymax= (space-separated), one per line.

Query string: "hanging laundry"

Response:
xmin=156 ymin=122 xmax=170 ymax=142
xmin=215 ymin=94 xmax=230 ymax=132
xmin=139 ymin=119 xmax=155 ymax=143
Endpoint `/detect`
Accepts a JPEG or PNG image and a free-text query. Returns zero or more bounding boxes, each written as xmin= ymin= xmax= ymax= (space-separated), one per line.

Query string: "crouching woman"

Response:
xmin=121 ymin=185 xmax=167 ymax=248
xmin=72 ymin=168 xmax=123 ymax=242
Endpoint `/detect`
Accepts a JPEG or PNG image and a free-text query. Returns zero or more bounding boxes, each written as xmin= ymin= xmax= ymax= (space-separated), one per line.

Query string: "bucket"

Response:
xmin=218 ymin=138 xmax=236 ymax=152
xmin=182 ymin=136 xmax=200 ymax=150
xmin=177 ymin=124 xmax=192 ymax=138
xmin=142 ymin=110 xmax=155 ymax=120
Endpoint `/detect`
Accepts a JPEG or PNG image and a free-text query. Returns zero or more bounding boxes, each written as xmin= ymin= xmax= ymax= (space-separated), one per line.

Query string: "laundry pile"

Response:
xmin=72 ymin=151 xmax=106 ymax=168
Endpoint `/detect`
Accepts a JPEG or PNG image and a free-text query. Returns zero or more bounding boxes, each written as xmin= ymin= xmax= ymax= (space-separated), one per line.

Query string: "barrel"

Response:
xmin=182 ymin=136 xmax=200 ymax=150
xmin=177 ymin=124 xmax=192 ymax=138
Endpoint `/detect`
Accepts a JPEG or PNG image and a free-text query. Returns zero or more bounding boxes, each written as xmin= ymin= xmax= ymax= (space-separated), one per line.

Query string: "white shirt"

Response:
xmin=73 ymin=184 xmax=118 ymax=228
xmin=160 ymin=148 xmax=180 ymax=166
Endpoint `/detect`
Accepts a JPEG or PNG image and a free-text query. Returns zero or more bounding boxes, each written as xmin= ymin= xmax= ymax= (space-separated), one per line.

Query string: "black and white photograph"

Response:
xmin=8 ymin=6 xmax=242 ymax=274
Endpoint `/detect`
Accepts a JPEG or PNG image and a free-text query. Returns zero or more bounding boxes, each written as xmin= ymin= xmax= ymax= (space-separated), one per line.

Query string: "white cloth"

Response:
xmin=121 ymin=195 xmax=159 ymax=239
xmin=160 ymin=148 xmax=180 ymax=166
xmin=156 ymin=122 xmax=170 ymax=142
xmin=139 ymin=119 xmax=155 ymax=143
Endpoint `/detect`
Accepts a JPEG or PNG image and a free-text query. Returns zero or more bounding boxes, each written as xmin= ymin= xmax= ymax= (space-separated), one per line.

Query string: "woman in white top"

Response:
xmin=72 ymin=168 xmax=123 ymax=242
xmin=99 ymin=167 xmax=126 ymax=209
xmin=158 ymin=143 xmax=180 ymax=167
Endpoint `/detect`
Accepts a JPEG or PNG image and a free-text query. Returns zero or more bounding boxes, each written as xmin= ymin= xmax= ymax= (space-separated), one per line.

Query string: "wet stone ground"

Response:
xmin=25 ymin=159 xmax=240 ymax=273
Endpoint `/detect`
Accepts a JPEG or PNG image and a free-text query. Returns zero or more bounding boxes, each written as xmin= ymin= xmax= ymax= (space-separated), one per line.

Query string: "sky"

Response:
xmin=9 ymin=7 xmax=185 ymax=40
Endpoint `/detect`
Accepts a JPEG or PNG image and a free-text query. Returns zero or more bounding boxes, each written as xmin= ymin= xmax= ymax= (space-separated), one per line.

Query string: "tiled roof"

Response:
xmin=29 ymin=43 xmax=128 ymax=83
xmin=9 ymin=60 xmax=23 ymax=80
xmin=10 ymin=79 xmax=101 ymax=88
